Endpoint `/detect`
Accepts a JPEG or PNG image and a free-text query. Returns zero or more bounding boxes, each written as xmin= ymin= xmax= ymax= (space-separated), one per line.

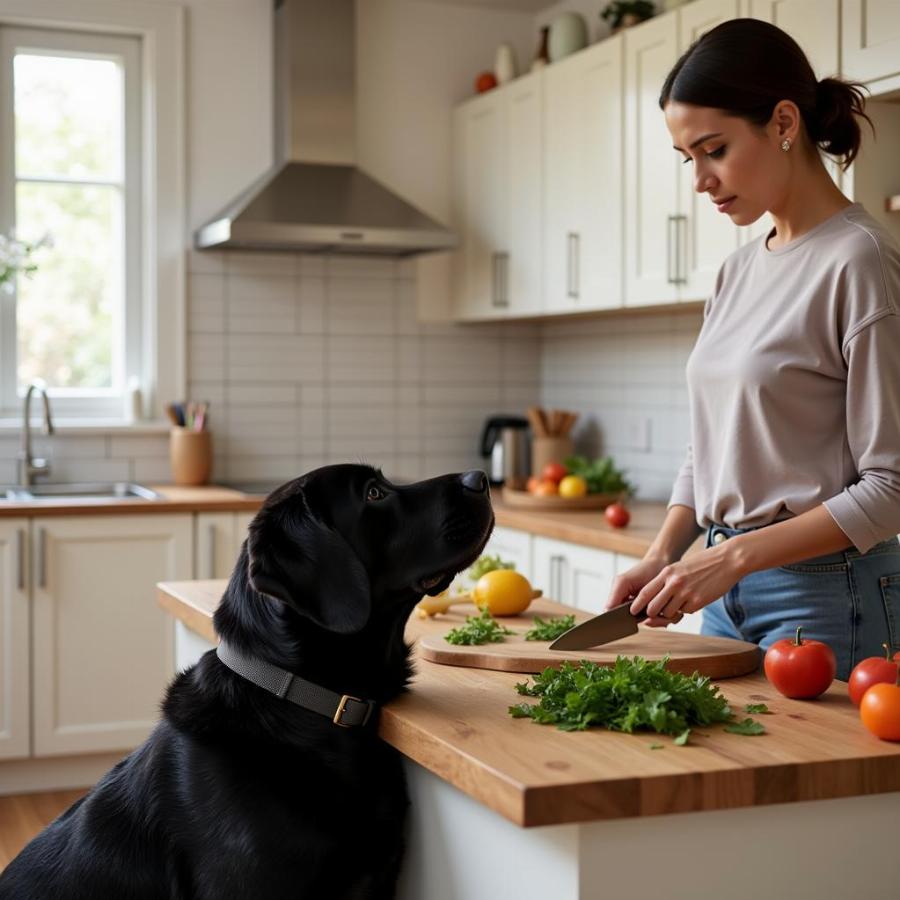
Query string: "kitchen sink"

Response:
xmin=3 ymin=482 xmax=162 ymax=502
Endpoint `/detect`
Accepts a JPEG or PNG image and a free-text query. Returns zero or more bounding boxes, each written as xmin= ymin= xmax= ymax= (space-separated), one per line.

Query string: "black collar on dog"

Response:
xmin=215 ymin=642 xmax=376 ymax=728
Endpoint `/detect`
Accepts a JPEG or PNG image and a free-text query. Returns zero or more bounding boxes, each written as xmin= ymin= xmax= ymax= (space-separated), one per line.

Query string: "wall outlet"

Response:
xmin=625 ymin=415 xmax=652 ymax=452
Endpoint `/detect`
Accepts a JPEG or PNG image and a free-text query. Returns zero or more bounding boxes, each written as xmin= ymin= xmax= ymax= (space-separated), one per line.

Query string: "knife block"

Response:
xmin=531 ymin=436 xmax=574 ymax=478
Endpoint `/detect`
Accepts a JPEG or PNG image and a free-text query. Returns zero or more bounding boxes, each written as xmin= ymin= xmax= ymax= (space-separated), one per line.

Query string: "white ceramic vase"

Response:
xmin=548 ymin=12 xmax=588 ymax=62
xmin=494 ymin=43 xmax=518 ymax=84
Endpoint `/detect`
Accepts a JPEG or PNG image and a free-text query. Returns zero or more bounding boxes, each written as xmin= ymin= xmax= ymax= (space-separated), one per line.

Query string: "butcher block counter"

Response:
xmin=158 ymin=579 xmax=900 ymax=899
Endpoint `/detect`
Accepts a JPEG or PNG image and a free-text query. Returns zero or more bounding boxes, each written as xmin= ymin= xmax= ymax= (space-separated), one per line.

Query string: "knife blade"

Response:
xmin=548 ymin=603 xmax=649 ymax=650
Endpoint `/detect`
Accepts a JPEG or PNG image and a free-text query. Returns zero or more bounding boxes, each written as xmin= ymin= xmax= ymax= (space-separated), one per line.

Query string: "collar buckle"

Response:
xmin=334 ymin=694 xmax=375 ymax=728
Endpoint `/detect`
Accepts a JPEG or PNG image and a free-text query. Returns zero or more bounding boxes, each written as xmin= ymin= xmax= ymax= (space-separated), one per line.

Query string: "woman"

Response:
xmin=605 ymin=18 xmax=900 ymax=681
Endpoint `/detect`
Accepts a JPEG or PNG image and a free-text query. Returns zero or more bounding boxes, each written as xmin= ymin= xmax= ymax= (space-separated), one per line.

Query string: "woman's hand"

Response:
xmin=604 ymin=556 xmax=685 ymax=628
xmin=626 ymin=543 xmax=745 ymax=624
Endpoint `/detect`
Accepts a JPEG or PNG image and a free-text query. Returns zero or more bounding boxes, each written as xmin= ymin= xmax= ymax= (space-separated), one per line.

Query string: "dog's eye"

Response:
xmin=366 ymin=484 xmax=386 ymax=502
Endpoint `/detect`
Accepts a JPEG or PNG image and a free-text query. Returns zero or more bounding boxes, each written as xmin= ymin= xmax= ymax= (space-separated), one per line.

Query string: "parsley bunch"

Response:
xmin=524 ymin=615 xmax=576 ymax=641
xmin=445 ymin=609 xmax=516 ymax=645
xmin=509 ymin=655 xmax=761 ymax=744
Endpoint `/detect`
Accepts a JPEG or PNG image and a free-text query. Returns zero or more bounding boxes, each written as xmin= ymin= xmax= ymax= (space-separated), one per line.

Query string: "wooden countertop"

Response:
xmin=0 ymin=484 xmax=264 ymax=516
xmin=491 ymin=495 xmax=675 ymax=557
xmin=157 ymin=579 xmax=900 ymax=828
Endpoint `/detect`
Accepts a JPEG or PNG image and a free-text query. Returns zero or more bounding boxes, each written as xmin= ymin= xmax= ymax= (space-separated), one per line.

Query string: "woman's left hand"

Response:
xmin=629 ymin=543 xmax=745 ymax=627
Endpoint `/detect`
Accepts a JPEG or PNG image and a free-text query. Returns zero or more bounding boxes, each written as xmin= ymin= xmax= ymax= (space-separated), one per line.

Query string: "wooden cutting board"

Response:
xmin=418 ymin=598 xmax=761 ymax=679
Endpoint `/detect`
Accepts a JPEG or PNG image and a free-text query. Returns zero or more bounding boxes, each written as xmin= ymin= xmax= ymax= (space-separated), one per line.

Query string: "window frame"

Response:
xmin=0 ymin=0 xmax=185 ymax=427
xmin=0 ymin=26 xmax=142 ymax=418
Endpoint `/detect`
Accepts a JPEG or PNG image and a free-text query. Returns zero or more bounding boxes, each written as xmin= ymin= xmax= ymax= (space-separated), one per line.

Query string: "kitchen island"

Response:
xmin=158 ymin=579 xmax=900 ymax=900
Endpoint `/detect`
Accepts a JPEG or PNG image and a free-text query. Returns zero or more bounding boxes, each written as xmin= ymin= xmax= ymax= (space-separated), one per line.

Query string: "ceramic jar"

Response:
xmin=494 ymin=43 xmax=518 ymax=84
xmin=548 ymin=12 xmax=588 ymax=62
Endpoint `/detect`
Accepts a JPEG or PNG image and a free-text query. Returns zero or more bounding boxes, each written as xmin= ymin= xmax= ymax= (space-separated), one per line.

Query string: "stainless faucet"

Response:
xmin=18 ymin=380 xmax=55 ymax=487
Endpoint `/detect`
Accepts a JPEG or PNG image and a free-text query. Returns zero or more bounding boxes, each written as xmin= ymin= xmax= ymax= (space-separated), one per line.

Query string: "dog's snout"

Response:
xmin=460 ymin=469 xmax=488 ymax=493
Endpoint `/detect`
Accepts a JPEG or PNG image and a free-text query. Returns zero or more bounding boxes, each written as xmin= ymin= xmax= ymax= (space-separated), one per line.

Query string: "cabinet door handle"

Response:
xmin=208 ymin=524 xmax=216 ymax=577
xmin=37 ymin=527 xmax=46 ymax=589
xmin=550 ymin=554 xmax=564 ymax=602
xmin=666 ymin=215 xmax=676 ymax=284
xmin=674 ymin=214 xmax=687 ymax=285
xmin=566 ymin=232 xmax=580 ymax=299
xmin=16 ymin=528 xmax=25 ymax=590
xmin=492 ymin=252 xmax=509 ymax=308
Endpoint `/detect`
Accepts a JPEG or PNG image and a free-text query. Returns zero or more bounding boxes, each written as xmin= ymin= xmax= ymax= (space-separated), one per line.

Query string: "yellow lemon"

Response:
xmin=473 ymin=569 xmax=533 ymax=616
xmin=558 ymin=474 xmax=588 ymax=498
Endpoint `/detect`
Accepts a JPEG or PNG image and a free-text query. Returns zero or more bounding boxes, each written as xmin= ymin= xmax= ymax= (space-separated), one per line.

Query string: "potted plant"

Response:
xmin=600 ymin=0 xmax=657 ymax=33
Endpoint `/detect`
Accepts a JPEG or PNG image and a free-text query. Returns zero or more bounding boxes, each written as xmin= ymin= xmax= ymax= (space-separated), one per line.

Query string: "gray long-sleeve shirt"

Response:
xmin=668 ymin=202 xmax=900 ymax=554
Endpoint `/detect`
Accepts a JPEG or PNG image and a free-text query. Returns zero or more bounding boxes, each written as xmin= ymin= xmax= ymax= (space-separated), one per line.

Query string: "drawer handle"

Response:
xmin=16 ymin=528 xmax=25 ymax=591
xmin=37 ymin=527 xmax=46 ymax=589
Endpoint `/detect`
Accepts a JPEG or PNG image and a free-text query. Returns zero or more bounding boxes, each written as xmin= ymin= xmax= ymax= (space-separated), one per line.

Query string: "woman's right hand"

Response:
xmin=604 ymin=557 xmax=683 ymax=628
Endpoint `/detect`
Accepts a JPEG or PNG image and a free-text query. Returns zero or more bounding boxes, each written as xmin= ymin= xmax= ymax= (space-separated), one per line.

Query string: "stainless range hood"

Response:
xmin=194 ymin=0 xmax=457 ymax=256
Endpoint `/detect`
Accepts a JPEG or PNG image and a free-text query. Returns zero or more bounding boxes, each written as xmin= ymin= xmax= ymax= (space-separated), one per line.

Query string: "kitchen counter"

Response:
xmin=157 ymin=579 xmax=900 ymax=826
xmin=157 ymin=579 xmax=900 ymax=899
xmin=0 ymin=482 xmax=672 ymax=558
xmin=0 ymin=484 xmax=263 ymax=516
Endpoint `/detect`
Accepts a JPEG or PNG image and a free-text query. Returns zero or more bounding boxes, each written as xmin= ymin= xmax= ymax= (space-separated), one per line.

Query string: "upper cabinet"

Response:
xmin=452 ymin=71 xmax=542 ymax=320
xmin=842 ymin=0 xmax=900 ymax=86
xmin=450 ymin=0 xmax=878 ymax=322
xmin=624 ymin=0 xmax=741 ymax=307
xmin=543 ymin=34 xmax=623 ymax=313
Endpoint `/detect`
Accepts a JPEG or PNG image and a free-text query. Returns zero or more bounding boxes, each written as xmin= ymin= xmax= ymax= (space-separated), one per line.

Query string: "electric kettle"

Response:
xmin=479 ymin=416 xmax=530 ymax=488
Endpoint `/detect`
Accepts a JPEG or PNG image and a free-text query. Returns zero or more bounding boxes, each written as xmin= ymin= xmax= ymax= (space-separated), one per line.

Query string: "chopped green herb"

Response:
xmin=724 ymin=718 xmax=766 ymax=736
xmin=524 ymin=615 xmax=576 ymax=641
xmin=445 ymin=609 xmax=516 ymax=645
xmin=649 ymin=743 xmax=665 ymax=750
xmin=509 ymin=655 xmax=738 ymax=744
xmin=745 ymin=703 xmax=772 ymax=714
xmin=467 ymin=553 xmax=515 ymax=581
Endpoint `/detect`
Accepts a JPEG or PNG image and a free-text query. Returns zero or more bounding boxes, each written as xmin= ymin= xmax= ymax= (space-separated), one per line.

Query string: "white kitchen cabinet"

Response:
xmin=532 ymin=535 xmax=616 ymax=613
xmin=452 ymin=72 xmax=543 ymax=320
xmin=195 ymin=511 xmax=255 ymax=579
xmin=841 ymin=0 xmax=900 ymax=86
xmin=625 ymin=0 xmax=742 ymax=307
xmin=31 ymin=514 xmax=193 ymax=757
xmin=543 ymin=34 xmax=623 ymax=313
xmin=0 ymin=519 xmax=29 ymax=760
xmin=482 ymin=524 xmax=532 ymax=581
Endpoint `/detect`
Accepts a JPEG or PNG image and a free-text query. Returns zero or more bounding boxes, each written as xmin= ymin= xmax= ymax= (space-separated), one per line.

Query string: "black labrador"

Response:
xmin=0 ymin=464 xmax=494 ymax=899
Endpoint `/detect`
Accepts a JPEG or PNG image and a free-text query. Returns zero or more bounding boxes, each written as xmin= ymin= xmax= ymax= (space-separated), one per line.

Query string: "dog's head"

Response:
xmin=243 ymin=464 xmax=494 ymax=635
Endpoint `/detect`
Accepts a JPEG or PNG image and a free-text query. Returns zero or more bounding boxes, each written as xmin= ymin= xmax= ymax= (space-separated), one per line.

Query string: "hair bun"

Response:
xmin=810 ymin=77 xmax=871 ymax=168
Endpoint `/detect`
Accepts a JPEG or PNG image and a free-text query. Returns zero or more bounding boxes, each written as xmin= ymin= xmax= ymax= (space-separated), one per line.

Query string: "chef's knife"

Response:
xmin=548 ymin=602 xmax=649 ymax=650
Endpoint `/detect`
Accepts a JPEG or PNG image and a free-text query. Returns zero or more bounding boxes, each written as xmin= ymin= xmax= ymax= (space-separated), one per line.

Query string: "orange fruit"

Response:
xmin=473 ymin=570 xmax=533 ymax=616
xmin=534 ymin=480 xmax=558 ymax=496
xmin=526 ymin=476 xmax=541 ymax=494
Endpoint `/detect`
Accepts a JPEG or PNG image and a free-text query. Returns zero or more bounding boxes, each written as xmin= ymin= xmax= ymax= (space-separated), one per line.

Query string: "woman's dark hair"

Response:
xmin=659 ymin=18 xmax=872 ymax=171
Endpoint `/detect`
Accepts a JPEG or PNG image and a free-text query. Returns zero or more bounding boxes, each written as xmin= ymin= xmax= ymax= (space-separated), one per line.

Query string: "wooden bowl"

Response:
xmin=500 ymin=487 xmax=622 ymax=510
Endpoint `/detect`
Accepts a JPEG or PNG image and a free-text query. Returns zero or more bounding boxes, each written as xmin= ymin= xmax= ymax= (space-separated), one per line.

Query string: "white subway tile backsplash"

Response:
xmin=1 ymin=248 xmax=701 ymax=498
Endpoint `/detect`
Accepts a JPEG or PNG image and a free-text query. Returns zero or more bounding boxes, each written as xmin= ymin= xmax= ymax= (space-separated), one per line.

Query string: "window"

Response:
xmin=0 ymin=26 xmax=141 ymax=419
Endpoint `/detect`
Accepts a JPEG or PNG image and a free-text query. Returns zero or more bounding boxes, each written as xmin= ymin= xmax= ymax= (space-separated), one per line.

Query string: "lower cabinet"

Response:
xmin=533 ymin=536 xmax=616 ymax=613
xmin=483 ymin=524 xmax=533 ymax=582
xmin=0 ymin=514 xmax=193 ymax=761
xmin=194 ymin=511 xmax=256 ymax=578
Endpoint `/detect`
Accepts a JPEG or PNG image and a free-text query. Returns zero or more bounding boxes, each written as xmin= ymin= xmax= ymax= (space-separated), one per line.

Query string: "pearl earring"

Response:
xmin=781 ymin=139 xmax=791 ymax=151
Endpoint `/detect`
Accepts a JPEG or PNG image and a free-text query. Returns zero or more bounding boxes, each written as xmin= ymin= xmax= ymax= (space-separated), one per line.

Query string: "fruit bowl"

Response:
xmin=500 ymin=487 xmax=623 ymax=510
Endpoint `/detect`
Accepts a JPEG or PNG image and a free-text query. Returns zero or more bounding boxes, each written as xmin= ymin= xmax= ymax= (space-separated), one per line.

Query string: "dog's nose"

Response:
xmin=461 ymin=469 xmax=488 ymax=493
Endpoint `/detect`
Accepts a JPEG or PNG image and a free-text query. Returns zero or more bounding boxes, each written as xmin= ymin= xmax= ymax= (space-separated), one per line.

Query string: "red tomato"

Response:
xmin=848 ymin=644 xmax=900 ymax=706
xmin=541 ymin=461 xmax=568 ymax=484
xmin=604 ymin=502 xmax=630 ymax=528
xmin=763 ymin=626 xmax=836 ymax=699
xmin=859 ymin=675 xmax=900 ymax=741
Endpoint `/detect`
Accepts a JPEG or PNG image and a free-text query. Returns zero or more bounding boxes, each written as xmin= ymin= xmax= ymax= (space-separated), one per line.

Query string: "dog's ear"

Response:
xmin=246 ymin=495 xmax=371 ymax=634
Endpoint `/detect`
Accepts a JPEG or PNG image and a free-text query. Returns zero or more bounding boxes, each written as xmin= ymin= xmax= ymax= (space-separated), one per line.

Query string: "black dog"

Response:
xmin=0 ymin=464 xmax=494 ymax=899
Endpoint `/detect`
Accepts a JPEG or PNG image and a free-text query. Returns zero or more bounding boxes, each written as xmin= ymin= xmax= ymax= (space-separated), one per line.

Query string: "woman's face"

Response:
xmin=664 ymin=101 xmax=789 ymax=226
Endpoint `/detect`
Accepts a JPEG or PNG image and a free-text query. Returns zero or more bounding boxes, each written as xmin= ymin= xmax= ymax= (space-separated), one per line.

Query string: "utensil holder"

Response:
xmin=531 ymin=436 xmax=574 ymax=478
xmin=169 ymin=428 xmax=212 ymax=486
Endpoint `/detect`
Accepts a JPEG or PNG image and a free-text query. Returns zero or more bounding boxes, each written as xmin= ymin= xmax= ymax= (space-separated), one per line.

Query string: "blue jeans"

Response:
xmin=700 ymin=523 xmax=900 ymax=681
